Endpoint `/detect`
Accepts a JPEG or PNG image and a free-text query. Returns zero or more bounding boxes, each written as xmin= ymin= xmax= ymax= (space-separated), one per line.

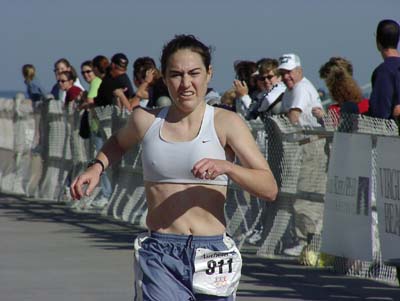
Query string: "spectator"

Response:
xmin=234 ymin=60 xmax=258 ymax=95
xmin=243 ymin=58 xmax=287 ymax=244
xmin=58 ymin=70 xmax=83 ymax=106
xmin=232 ymin=60 xmax=258 ymax=116
xmin=80 ymin=60 xmax=112 ymax=209
xmin=317 ymin=88 xmax=327 ymax=102
xmin=278 ymin=53 xmax=325 ymax=256
xmin=95 ymin=53 xmax=134 ymax=108
xmin=279 ymin=53 xmax=323 ymax=127
xmin=240 ymin=58 xmax=271 ymax=120
xmin=204 ymin=87 xmax=221 ymax=105
xmin=130 ymin=56 xmax=170 ymax=109
xmin=79 ymin=60 xmax=102 ymax=110
xmin=213 ymin=88 xmax=236 ymax=112
xmin=21 ymin=64 xmax=48 ymax=153
xmin=313 ymin=57 xmax=369 ymax=128
xmin=51 ymin=58 xmax=84 ymax=102
xmin=319 ymin=56 xmax=354 ymax=78
xmin=57 ymin=70 xmax=84 ymax=202
xmin=92 ymin=55 xmax=110 ymax=79
xmin=89 ymin=53 xmax=134 ymax=208
xmin=22 ymin=64 xmax=48 ymax=104
xmin=243 ymin=59 xmax=286 ymax=244
xmin=369 ymin=19 xmax=400 ymax=120
xmin=255 ymin=58 xmax=286 ymax=119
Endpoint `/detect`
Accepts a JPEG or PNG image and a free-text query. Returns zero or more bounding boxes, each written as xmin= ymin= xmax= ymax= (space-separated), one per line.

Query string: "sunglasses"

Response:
xmin=258 ymin=75 xmax=276 ymax=81
xmin=58 ymin=79 xmax=68 ymax=83
xmin=81 ymin=70 xmax=93 ymax=75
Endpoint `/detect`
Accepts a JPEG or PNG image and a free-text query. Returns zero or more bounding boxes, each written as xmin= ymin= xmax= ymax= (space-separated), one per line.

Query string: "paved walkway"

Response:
xmin=0 ymin=194 xmax=399 ymax=301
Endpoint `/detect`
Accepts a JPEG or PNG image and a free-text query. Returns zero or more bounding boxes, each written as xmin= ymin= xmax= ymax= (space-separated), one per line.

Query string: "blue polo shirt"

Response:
xmin=26 ymin=78 xmax=47 ymax=102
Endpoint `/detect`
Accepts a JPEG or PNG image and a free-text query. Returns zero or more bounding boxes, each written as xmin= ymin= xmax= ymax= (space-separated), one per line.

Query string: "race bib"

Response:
xmin=192 ymin=242 xmax=242 ymax=296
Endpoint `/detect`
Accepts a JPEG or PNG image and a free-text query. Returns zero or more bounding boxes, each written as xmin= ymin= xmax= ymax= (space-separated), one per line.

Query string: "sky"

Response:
xmin=1 ymin=0 xmax=399 ymax=95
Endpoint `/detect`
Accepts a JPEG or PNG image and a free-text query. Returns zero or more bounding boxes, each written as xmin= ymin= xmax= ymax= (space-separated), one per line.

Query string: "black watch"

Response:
xmin=87 ymin=159 xmax=105 ymax=173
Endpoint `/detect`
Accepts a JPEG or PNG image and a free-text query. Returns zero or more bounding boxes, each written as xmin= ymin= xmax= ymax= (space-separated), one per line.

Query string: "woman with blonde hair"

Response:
xmin=22 ymin=64 xmax=48 ymax=153
xmin=22 ymin=64 xmax=48 ymax=104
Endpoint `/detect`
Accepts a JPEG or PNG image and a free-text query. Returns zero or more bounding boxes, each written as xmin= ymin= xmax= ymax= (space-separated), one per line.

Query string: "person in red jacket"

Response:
xmin=58 ymin=70 xmax=83 ymax=106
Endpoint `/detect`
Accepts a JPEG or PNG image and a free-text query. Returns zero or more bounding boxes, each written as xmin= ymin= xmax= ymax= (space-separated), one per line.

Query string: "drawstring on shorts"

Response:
xmin=186 ymin=235 xmax=194 ymax=249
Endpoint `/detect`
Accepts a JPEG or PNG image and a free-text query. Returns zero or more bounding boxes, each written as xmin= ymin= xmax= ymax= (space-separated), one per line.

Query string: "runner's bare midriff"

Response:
xmin=145 ymin=182 xmax=228 ymax=236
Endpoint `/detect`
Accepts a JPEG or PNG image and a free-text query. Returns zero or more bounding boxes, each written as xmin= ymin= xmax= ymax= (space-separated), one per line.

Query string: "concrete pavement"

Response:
xmin=0 ymin=194 xmax=399 ymax=301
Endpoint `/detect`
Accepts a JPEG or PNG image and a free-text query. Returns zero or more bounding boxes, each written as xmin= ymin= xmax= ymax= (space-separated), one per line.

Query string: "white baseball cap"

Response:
xmin=278 ymin=53 xmax=301 ymax=70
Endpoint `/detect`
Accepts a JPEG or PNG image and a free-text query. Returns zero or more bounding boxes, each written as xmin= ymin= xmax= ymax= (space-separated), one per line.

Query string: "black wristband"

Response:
xmin=87 ymin=159 xmax=105 ymax=173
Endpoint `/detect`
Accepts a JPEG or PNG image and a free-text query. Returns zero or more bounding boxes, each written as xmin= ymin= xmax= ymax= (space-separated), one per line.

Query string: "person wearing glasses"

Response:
xmin=50 ymin=58 xmax=84 ymax=102
xmin=84 ymin=53 xmax=134 ymax=208
xmin=244 ymin=58 xmax=287 ymax=121
xmin=256 ymin=58 xmax=286 ymax=118
xmin=71 ymin=34 xmax=277 ymax=300
xmin=58 ymin=70 xmax=85 ymax=205
xmin=79 ymin=60 xmax=102 ymax=110
xmin=57 ymin=70 xmax=83 ymax=106
xmin=78 ymin=60 xmax=112 ymax=209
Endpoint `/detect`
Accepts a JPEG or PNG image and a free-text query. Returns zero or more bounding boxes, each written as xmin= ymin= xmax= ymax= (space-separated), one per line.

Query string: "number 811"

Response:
xmin=205 ymin=258 xmax=233 ymax=275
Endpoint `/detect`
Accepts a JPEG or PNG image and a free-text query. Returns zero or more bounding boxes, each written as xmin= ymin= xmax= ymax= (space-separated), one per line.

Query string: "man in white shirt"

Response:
xmin=278 ymin=53 xmax=326 ymax=256
xmin=279 ymin=54 xmax=322 ymax=127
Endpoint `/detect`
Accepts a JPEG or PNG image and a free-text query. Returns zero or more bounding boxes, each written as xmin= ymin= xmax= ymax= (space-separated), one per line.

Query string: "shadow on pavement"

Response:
xmin=238 ymin=254 xmax=400 ymax=300
xmin=0 ymin=193 xmax=143 ymax=250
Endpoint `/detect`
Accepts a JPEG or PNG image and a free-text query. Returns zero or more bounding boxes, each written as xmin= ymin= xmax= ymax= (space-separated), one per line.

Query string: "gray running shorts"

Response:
xmin=133 ymin=231 xmax=242 ymax=301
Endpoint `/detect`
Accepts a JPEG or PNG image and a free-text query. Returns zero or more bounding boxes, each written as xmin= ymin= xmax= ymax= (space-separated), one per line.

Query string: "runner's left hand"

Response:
xmin=192 ymin=158 xmax=232 ymax=180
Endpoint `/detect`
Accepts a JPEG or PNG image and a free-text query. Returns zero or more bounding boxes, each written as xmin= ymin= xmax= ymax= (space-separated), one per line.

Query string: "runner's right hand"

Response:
xmin=70 ymin=166 xmax=102 ymax=200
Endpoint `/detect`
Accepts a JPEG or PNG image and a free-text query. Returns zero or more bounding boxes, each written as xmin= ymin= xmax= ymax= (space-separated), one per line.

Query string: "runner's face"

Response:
xmin=164 ymin=49 xmax=212 ymax=112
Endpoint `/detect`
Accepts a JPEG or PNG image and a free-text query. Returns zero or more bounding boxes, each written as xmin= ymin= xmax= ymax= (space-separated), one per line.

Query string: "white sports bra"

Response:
xmin=141 ymin=104 xmax=228 ymax=185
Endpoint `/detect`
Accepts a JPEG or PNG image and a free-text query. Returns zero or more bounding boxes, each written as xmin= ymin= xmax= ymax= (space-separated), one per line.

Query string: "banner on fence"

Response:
xmin=376 ymin=136 xmax=400 ymax=265
xmin=321 ymin=133 xmax=373 ymax=261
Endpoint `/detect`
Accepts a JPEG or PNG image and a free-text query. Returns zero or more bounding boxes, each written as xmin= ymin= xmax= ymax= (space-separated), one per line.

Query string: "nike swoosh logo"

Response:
xmin=202 ymin=140 xmax=211 ymax=143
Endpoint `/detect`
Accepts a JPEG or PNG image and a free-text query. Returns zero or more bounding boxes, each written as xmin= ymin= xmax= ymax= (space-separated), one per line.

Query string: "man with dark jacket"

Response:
xmin=369 ymin=19 xmax=400 ymax=119
xmin=95 ymin=53 xmax=134 ymax=107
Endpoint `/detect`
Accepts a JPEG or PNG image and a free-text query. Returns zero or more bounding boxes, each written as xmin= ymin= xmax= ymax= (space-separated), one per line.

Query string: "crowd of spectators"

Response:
xmin=17 ymin=19 xmax=400 ymax=253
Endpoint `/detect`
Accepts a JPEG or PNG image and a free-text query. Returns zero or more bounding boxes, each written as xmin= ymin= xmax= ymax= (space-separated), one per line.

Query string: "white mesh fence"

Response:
xmin=0 ymin=97 xmax=398 ymax=284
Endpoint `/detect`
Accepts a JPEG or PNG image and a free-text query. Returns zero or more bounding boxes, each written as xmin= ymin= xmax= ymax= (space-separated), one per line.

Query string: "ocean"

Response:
xmin=0 ymin=90 xmax=25 ymax=99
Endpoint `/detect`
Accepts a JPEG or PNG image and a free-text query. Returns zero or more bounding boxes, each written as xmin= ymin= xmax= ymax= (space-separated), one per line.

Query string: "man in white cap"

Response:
xmin=278 ymin=53 xmax=323 ymax=127
xmin=278 ymin=53 xmax=326 ymax=256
